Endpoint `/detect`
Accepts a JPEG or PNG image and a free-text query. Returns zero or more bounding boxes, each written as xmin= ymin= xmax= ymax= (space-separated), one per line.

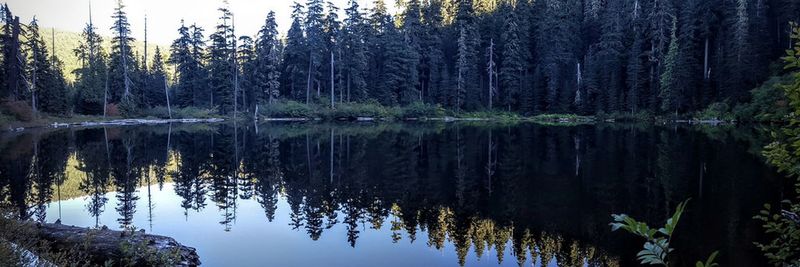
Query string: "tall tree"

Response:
xmin=305 ymin=0 xmax=325 ymax=100
xmin=256 ymin=11 xmax=281 ymax=105
xmin=342 ymin=0 xmax=368 ymax=102
xmin=25 ymin=18 xmax=69 ymax=114
xmin=108 ymin=0 xmax=136 ymax=105
xmin=74 ymin=11 xmax=108 ymax=115
xmin=208 ymin=4 xmax=236 ymax=113
xmin=283 ymin=2 xmax=308 ymax=102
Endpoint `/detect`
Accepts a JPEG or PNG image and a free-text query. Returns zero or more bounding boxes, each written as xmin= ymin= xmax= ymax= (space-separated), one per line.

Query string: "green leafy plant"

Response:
xmin=611 ymin=199 xmax=719 ymax=266
xmin=755 ymin=22 xmax=800 ymax=266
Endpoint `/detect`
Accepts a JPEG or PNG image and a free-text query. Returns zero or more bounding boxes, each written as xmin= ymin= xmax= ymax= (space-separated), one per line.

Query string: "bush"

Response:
xmin=0 ymin=99 xmax=34 ymax=122
xmin=118 ymin=98 xmax=139 ymax=118
xmin=142 ymin=106 xmax=171 ymax=119
xmin=105 ymin=103 xmax=120 ymax=117
xmin=695 ymin=102 xmax=735 ymax=121
xmin=174 ymin=107 xmax=217 ymax=119
xmin=733 ymin=75 xmax=792 ymax=122
xmin=259 ymin=100 xmax=318 ymax=118
xmin=329 ymin=101 xmax=396 ymax=119
xmin=401 ymin=102 xmax=445 ymax=118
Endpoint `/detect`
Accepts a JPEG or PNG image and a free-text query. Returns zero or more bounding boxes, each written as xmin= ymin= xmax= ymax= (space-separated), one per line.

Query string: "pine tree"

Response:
xmin=170 ymin=21 xmax=195 ymax=107
xmin=146 ymin=47 xmax=166 ymax=107
xmin=283 ymin=2 xmax=308 ymax=102
xmin=208 ymin=5 xmax=235 ymax=113
xmin=237 ymin=35 xmax=256 ymax=113
xmin=25 ymin=18 xmax=69 ymax=114
xmin=108 ymin=0 xmax=136 ymax=106
xmin=342 ymin=0 xmax=368 ymax=102
xmin=367 ymin=0 xmax=393 ymax=103
xmin=499 ymin=5 xmax=523 ymax=112
xmin=73 ymin=15 xmax=108 ymax=115
xmin=256 ymin=11 xmax=281 ymax=105
xmin=323 ymin=1 xmax=342 ymax=105
xmin=305 ymin=0 xmax=325 ymax=101
xmin=660 ymin=17 xmax=679 ymax=113
xmin=1 ymin=4 xmax=23 ymax=101
xmin=455 ymin=26 xmax=468 ymax=111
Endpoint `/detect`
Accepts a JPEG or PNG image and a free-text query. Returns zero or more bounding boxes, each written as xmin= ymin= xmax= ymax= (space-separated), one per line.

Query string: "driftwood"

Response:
xmin=36 ymin=222 xmax=200 ymax=266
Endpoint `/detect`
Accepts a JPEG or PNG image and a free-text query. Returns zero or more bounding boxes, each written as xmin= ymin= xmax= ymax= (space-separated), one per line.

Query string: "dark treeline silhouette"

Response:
xmin=0 ymin=0 xmax=798 ymax=118
xmin=0 ymin=122 xmax=784 ymax=266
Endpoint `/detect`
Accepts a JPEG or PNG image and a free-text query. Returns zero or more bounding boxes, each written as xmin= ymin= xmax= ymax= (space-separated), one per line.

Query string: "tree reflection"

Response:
xmin=0 ymin=122 xmax=784 ymax=266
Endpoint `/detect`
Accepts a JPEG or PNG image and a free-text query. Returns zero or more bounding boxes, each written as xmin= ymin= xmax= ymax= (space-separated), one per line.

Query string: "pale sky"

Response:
xmin=6 ymin=0 xmax=399 ymax=45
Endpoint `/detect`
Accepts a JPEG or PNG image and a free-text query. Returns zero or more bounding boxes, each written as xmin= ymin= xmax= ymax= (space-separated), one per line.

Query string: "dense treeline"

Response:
xmin=0 ymin=0 xmax=798 ymax=118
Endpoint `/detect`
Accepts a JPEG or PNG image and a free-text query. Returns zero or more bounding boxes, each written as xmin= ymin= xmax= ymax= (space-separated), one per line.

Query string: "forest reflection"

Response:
xmin=0 ymin=122 xmax=783 ymax=266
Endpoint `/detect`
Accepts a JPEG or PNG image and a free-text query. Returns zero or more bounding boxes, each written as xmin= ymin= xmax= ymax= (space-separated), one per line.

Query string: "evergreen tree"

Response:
xmin=73 ymin=17 xmax=108 ymax=115
xmin=145 ymin=47 xmax=166 ymax=107
xmin=256 ymin=11 xmax=281 ymax=105
xmin=323 ymin=1 xmax=342 ymax=104
xmin=455 ymin=26 xmax=468 ymax=111
xmin=367 ymin=0 xmax=393 ymax=103
xmin=1 ymin=4 xmax=23 ymax=101
xmin=283 ymin=2 xmax=308 ymax=102
xmin=25 ymin=18 xmax=69 ymax=114
xmin=237 ymin=35 xmax=256 ymax=113
xmin=305 ymin=0 xmax=325 ymax=101
xmin=108 ymin=0 xmax=136 ymax=105
xmin=169 ymin=21 xmax=194 ymax=107
xmin=208 ymin=5 xmax=235 ymax=113
xmin=499 ymin=5 xmax=523 ymax=112
xmin=342 ymin=0 xmax=368 ymax=102
xmin=660 ymin=17 xmax=679 ymax=113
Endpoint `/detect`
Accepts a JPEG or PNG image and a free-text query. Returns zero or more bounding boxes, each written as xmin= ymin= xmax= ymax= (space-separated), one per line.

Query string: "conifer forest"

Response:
xmin=1 ymin=0 xmax=800 ymax=266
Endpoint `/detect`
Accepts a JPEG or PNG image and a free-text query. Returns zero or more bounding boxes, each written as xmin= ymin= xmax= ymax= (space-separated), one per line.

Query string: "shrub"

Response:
xmin=174 ymin=107 xmax=217 ymax=119
xmin=401 ymin=102 xmax=445 ymax=118
xmin=329 ymin=101 xmax=395 ymax=119
xmin=0 ymin=99 xmax=34 ymax=122
xmin=733 ymin=75 xmax=792 ymax=122
xmin=118 ymin=98 xmax=139 ymax=118
xmin=259 ymin=100 xmax=317 ymax=118
xmin=695 ymin=102 xmax=735 ymax=121
xmin=142 ymin=106 xmax=171 ymax=119
xmin=105 ymin=103 xmax=120 ymax=117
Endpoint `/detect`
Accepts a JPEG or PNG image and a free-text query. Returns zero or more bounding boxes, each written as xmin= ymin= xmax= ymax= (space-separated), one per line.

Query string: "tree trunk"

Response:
xmin=165 ymin=77 xmax=172 ymax=119
xmin=330 ymin=51 xmax=335 ymax=109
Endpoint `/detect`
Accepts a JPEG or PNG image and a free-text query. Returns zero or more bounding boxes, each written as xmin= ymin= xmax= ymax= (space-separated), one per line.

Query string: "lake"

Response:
xmin=0 ymin=122 xmax=784 ymax=266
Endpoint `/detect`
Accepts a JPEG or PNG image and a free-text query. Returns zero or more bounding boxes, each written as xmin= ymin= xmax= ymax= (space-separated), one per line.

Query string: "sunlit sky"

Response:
xmin=6 ymin=0 xmax=399 ymax=45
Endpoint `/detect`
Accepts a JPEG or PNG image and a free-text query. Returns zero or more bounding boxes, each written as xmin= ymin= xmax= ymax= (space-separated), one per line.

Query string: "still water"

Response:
xmin=0 ymin=122 xmax=784 ymax=266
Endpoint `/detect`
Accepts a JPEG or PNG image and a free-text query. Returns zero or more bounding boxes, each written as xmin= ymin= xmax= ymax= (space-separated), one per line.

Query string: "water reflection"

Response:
xmin=0 ymin=122 xmax=783 ymax=266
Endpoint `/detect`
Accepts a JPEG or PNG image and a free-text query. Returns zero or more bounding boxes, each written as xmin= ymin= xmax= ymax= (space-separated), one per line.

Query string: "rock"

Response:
xmin=36 ymin=223 xmax=201 ymax=266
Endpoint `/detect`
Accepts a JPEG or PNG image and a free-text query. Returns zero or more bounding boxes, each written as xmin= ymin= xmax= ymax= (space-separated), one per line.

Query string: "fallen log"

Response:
xmin=36 ymin=222 xmax=200 ymax=266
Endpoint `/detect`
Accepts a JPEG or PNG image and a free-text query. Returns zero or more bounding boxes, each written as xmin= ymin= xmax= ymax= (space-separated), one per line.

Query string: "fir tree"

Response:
xmin=25 ymin=19 xmax=69 ymax=114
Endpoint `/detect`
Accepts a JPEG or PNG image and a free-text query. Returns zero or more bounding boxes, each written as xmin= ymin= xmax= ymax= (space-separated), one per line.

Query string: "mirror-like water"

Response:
xmin=0 ymin=123 xmax=783 ymax=266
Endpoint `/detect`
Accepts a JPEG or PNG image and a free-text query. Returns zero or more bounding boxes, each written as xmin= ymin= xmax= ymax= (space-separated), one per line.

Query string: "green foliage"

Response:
xmin=694 ymin=102 xmax=735 ymax=121
xmin=117 ymin=97 xmax=139 ymax=118
xmin=328 ymin=101 xmax=397 ymax=119
xmin=756 ymin=23 xmax=800 ymax=266
xmin=696 ymin=251 xmax=720 ymax=267
xmin=401 ymin=102 xmax=446 ymax=118
xmin=1 ymin=99 xmax=34 ymax=121
xmin=259 ymin=100 xmax=319 ymax=118
xmin=117 ymin=228 xmax=181 ymax=267
xmin=611 ymin=199 xmax=719 ymax=266
xmin=733 ymin=75 xmax=793 ymax=122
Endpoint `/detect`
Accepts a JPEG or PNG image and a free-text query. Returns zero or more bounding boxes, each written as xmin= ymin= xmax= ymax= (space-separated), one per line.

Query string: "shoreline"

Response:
xmin=2 ymin=115 xmax=740 ymax=133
